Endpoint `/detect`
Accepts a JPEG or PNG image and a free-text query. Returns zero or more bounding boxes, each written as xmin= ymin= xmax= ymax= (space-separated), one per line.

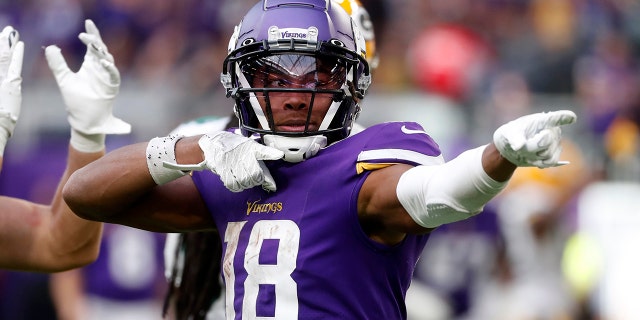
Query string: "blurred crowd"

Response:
xmin=2 ymin=0 xmax=640 ymax=319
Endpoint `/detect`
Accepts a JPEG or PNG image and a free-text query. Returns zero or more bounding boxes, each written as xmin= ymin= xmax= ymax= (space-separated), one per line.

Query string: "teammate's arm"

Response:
xmin=0 ymin=25 xmax=22 ymax=166
xmin=0 ymin=149 xmax=106 ymax=271
xmin=0 ymin=20 xmax=132 ymax=272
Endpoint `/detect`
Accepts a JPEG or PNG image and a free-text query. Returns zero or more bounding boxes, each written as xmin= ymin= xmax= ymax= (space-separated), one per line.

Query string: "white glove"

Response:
xmin=45 ymin=19 xmax=130 ymax=139
xmin=493 ymin=110 xmax=577 ymax=168
xmin=0 ymin=26 xmax=23 ymax=156
xmin=164 ymin=131 xmax=285 ymax=192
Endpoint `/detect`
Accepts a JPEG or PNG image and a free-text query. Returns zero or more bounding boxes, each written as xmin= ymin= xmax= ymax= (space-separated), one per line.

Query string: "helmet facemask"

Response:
xmin=222 ymin=39 xmax=368 ymax=162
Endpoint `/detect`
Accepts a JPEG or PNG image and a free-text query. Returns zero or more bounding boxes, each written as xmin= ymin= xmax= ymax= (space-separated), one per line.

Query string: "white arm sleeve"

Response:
xmin=396 ymin=145 xmax=508 ymax=228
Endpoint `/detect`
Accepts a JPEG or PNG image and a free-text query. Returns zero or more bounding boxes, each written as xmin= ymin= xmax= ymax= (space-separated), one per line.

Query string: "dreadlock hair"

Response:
xmin=162 ymin=117 xmax=238 ymax=320
xmin=163 ymin=231 xmax=223 ymax=320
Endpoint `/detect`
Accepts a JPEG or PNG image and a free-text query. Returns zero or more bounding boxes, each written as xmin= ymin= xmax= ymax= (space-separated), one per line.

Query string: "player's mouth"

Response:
xmin=276 ymin=121 xmax=318 ymax=132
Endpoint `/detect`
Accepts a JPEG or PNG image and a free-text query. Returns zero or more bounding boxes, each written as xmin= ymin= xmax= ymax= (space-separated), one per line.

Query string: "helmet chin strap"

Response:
xmin=263 ymin=134 xmax=327 ymax=163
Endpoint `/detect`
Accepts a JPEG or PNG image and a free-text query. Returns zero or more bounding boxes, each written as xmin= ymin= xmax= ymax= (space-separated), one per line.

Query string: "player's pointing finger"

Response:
xmin=542 ymin=110 xmax=577 ymax=128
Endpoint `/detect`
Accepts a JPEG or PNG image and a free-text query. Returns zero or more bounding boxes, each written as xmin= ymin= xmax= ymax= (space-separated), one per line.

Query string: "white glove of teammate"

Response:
xmin=45 ymin=19 xmax=130 ymax=152
xmin=164 ymin=131 xmax=284 ymax=192
xmin=0 ymin=26 xmax=23 ymax=156
xmin=493 ymin=110 xmax=577 ymax=168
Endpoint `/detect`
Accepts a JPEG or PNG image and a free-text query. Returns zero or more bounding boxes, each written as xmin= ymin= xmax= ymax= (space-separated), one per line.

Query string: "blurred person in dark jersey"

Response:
xmin=63 ymin=1 xmax=577 ymax=319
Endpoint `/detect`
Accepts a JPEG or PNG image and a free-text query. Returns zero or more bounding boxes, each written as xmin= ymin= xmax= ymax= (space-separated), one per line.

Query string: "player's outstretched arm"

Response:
xmin=360 ymin=110 xmax=577 ymax=244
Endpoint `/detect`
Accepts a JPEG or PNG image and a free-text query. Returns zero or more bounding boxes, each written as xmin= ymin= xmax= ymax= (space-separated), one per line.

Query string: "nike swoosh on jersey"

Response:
xmin=401 ymin=125 xmax=429 ymax=135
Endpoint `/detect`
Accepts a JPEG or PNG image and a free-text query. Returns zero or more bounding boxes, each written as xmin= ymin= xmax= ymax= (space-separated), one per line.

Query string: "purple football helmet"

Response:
xmin=221 ymin=0 xmax=371 ymax=162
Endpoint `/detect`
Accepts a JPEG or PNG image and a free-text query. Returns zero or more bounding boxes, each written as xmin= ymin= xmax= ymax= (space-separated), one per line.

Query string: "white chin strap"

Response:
xmin=263 ymin=134 xmax=327 ymax=163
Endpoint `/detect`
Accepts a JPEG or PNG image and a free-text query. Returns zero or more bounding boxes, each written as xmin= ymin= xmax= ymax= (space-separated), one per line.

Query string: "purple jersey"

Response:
xmin=192 ymin=122 xmax=443 ymax=319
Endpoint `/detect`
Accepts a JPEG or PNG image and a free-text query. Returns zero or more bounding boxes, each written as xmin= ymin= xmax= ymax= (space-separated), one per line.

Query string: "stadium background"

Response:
xmin=1 ymin=0 xmax=640 ymax=319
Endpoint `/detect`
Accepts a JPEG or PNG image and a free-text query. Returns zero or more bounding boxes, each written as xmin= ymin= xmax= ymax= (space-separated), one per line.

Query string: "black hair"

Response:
xmin=162 ymin=231 xmax=223 ymax=320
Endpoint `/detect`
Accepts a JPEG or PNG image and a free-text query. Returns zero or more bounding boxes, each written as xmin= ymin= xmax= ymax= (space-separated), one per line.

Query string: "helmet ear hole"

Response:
xmin=330 ymin=39 xmax=345 ymax=47
xmin=241 ymin=38 xmax=255 ymax=46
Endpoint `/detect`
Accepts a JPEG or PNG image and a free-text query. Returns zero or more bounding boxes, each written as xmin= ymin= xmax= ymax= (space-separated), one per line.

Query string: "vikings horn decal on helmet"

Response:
xmin=221 ymin=0 xmax=371 ymax=163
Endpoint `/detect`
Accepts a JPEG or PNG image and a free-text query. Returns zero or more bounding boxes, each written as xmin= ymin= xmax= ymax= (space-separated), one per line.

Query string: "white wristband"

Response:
xmin=0 ymin=114 xmax=16 ymax=156
xmin=146 ymin=134 xmax=187 ymax=185
xmin=0 ymin=127 xmax=9 ymax=156
xmin=70 ymin=129 xmax=105 ymax=153
xmin=0 ymin=131 xmax=8 ymax=156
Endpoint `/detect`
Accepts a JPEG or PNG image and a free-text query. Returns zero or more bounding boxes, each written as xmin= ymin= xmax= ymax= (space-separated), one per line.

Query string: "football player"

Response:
xmin=0 ymin=20 xmax=130 ymax=272
xmin=161 ymin=1 xmax=379 ymax=318
xmin=63 ymin=1 xmax=577 ymax=319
